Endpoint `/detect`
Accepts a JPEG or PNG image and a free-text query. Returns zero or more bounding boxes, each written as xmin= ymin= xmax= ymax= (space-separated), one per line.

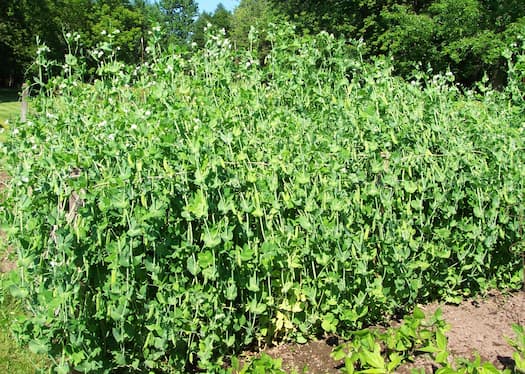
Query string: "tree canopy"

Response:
xmin=1 ymin=0 xmax=524 ymax=87
xmin=269 ymin=0 xmax=525 ymax=85
xmin=0 ymin=0 xmax=199 ymax=86
xmin=193 ymin=3 xmax=233 ymax=48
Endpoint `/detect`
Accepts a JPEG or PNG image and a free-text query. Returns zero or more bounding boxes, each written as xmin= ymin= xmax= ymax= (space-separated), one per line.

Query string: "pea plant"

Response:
xmin=0 ymin=24 xmax=523 ymax=372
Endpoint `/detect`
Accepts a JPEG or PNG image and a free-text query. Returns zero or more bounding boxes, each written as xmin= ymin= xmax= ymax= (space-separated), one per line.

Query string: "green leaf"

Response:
xmin=418 ymin=344 xmax=439 ymax=354
xmin=403 ymin=181 xmax=418 ymax=194
xmin=321 ymin=313 xmax=338 ymax=333
xmin=225 ymin=282 xmax=237 ymax=301
xmin=331 ymin=345 xmax=349 ymax=361
xmin=186 ymin=189 xmax=208 ymax=219
xmin=247 ymin=298 xmax=266 ymax=314
xmin=412 ymin=306 xmax=425 ymax=320
xmin=361 ymin=345 xmax=385 ymax=369
xmin=202 ymin=230 xmax=221 ymax=248
xmin=9 ymin=285 xmax=28 ymax=298
xmin=513 ymin=351 xmax=525 ymax=372
xmin=247 ymin=275 xmax=260 ymax=292
xmin=387 ymin=352 xmax=403 ymax=371
xmin=187 ymin=256 xmax=200 ymax=276
xmin=435 ymin=350 xmax=449 ymax=364
xmin=28 ymin=339 xmax=50 ymax=355
xmin=54 ymin=363 xmax=70 ymax=374
xmin=436 ymin=329 xmax=448 ymax=350
xmin=198 ymin=250 xmax=214 ymax=268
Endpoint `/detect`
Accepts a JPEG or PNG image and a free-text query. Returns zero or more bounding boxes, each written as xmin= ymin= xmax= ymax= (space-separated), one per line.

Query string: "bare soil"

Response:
xmin=262 ymin=290 xmax=525 ymax=373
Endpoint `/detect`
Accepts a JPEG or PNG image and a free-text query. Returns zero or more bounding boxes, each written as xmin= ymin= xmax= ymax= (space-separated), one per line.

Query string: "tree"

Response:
xmin=0 ymin=0 xmax=64 ymax=86
xmin=192 ymin=11 xmax=213 ymax=48
xmin=230 ymin=0 xmax=274 ymax=49
xmin=380 ymin=0 xmax=523 ymax=84
xmin=267 ymin=0 xmax=525 ymax=86
xmin=0 ymin=0 xmax=160 ymax=86
xmin=87 ymin=0 xmax=151 ymax=64
xmin=212 ymin=3 xmax=233 ymax=33
xmin=158 ymin=0 xmax=198 ymax=45
xmin=193 ymin=4 xmax=233 ymax=48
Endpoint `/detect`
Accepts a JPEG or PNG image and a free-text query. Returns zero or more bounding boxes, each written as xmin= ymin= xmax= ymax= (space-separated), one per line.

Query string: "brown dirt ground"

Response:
xmin=262 ymin=290 xmax=525 ymax=373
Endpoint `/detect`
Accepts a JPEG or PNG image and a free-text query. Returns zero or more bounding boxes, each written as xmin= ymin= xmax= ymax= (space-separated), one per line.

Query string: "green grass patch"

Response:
xmin=0 ymin=89 xmax=21 ymax=128
xmin=0 ymin=102 xmax=21 ymax=126
xmin=0 ymin=280 xmax=50 ymax=373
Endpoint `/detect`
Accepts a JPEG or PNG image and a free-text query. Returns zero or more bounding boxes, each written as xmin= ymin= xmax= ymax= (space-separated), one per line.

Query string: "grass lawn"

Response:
xmin=0 ymin=292 xmax=50 ymax=373
xmin=0 ymin=88 xmax=21 ymax=127
xmin=1 ymin=222 xmax=49 ymax=372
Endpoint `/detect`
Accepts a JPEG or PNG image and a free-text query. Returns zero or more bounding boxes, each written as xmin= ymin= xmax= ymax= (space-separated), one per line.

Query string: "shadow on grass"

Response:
xmin=0 ymin=89 xmax=21 ymax=127
xmin=0 ymin=89 xmax=19 ymax=104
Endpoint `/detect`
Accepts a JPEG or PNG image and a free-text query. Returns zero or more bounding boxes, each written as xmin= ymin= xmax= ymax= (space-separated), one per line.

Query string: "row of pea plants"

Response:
xmin=0 ymin=24 xmax=523 ymax=372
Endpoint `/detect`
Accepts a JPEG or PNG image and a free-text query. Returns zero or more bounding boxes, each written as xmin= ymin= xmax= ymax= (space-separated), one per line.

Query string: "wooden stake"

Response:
xmin=21 ymin=83 xmax=29 ymax=122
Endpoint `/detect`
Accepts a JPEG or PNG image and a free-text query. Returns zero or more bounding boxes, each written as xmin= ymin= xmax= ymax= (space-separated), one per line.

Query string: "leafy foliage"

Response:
xmin=332 ymin=307 xmax=449 ymax=373
xmin=333 ymin=308 xmax=524 ymax=374
xmin=269 ymin=0 xmax=525 ymax=86
xmin=0 ymin=24 xmax=523 ymax=372
xmin=229 ymin=0 xmax=274 ymax=50
xmin=158 ymin=0 xmax=198 ymax=45
xmin=193 ymin=4 xmax=233 ymax=49
xmin=0 ymin=0 xmax=195 ymax=85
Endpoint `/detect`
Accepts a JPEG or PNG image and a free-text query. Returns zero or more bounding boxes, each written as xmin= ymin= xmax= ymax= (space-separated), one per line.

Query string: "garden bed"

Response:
xmin=260 ymin=290 xmax=524 ymax=373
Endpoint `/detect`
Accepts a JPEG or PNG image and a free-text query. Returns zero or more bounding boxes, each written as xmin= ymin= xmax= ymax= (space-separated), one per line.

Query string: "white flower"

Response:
xmin=66 ymin=32 xmax=72 ymax=39
xmin=36 ymin=45 xmax=50 ymax=55
xmin=101 ymin=30 xmax=107 ymax=36
xmin=12 ymin=128 xmax=19 ymax=135
xmin=113 ymin=29 xmax=120 ymax=34
xmin=97 ymin=120 xmax=107 ymax=127
xmin=130 ymin=124 xmax=138 ymax=130
xmin=108 ymin=133 xmax=115 ymax=141
xmin=145 ymin=110 xmax=151 ymax=117
xmin=153 ymin=25 xmax=161 ymax=32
